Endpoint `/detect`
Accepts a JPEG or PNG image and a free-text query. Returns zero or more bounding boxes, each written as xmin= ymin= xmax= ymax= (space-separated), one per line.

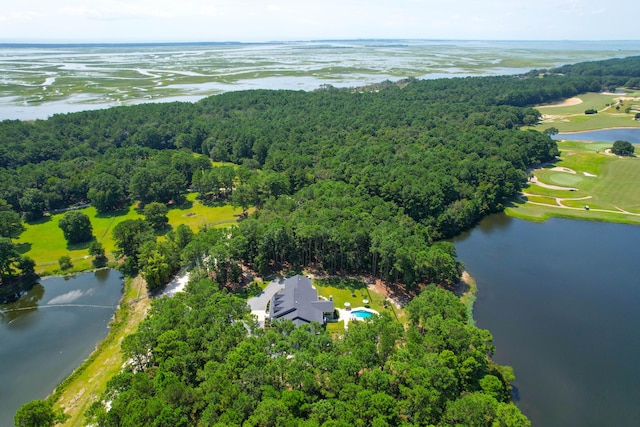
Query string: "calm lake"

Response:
xmin=0 ymin=269 xmax=122 ymax=427
xmin=454 ymin=215 xmax=640 ymax=427
xmin=555 ymin=128 xmax=640 ymax=144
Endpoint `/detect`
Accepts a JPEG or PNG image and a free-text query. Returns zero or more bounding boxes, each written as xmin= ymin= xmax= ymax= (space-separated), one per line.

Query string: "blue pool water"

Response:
xmin=351 ymin=310 xmax=374 ymax=319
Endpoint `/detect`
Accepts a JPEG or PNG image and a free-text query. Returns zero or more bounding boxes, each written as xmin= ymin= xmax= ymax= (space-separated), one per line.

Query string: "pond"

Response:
xmin=0 ymin=269 xmax=123 ymax=427
xmin=454 ymin=214 xmax=640 ymax=427
xmin=554 ymin=128 xmax=640 ymax=144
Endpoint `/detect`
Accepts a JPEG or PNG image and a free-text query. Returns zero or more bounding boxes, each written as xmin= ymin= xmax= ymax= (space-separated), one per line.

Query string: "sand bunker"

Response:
xmin=583 ymin=172 xmax=597 ymax=177
xmin=539 ymin=97 xmax=583 ymax=108
xmin=551 ymin=167 xmax=576 ymax=174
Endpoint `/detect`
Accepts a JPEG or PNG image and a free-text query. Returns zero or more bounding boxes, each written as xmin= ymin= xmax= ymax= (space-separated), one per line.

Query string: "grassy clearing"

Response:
xmin=524 ymin=194 xmax=558 ymax=205
xmin=313 ymin=277 xmax=406 ymax=326
xmin=326 ymin=320 xmax=345 ymax=337
xmin=166 ymin=193 xmax=242 ymax=230
xmin=534 ymin=91 xmax=640 ymax=132
xmin=16 ymin=194 xmax=242 ymax=274
xmin=50 ymin=276 xmax=150 ymax=426
xmin=507 ymin=140 xmax=640 ymax=224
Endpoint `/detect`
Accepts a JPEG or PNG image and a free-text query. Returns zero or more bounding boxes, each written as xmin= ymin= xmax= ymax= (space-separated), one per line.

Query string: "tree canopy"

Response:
xmin=612 ymin=140 xmax=635 ymax=156
xmin=143 ymin=202 xmax=169 ymax=230
xmin=8 ymin=54 xmax=640 ymax=426
xmin=58 ymin=210 xmax=93 ymax=244
xmin=14 ymin=399 xmax=65 ymax=427
xmin=85 ymin=278 xmax=529 ymax=427
xmin=0 ymin=198 xmax=23 ymax=238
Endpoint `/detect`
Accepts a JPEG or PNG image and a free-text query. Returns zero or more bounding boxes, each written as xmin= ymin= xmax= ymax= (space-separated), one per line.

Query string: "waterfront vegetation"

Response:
xmin=506 ymin=140 xmax=640 ymax=224
xmin=5 ymin=54 xmax=640 ymax=425
xmin=48 ymin=276 xmax=150 ymax=427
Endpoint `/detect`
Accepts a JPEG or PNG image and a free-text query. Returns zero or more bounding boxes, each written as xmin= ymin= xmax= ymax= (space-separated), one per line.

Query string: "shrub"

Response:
xmin=58 ymin=211 xmax=93 ymax=244
xmin=612 ymin=140 xmax=635 ymax=156
xmin=58 ymin=256 xmax=73 ymax=270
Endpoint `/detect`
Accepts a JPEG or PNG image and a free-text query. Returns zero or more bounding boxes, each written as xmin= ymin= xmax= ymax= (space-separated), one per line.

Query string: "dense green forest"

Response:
xmin=84 ymin=278 xmax=527 ymax=427
xmin=5 ymin=55 xmax=640 ymax=426
xmin=3 ymin=56 xmax=638 ymax=288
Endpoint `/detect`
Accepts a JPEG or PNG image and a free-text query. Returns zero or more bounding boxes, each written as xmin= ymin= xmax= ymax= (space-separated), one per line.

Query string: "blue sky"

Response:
xmin=0 ymin=0 xmax=637 ymax=42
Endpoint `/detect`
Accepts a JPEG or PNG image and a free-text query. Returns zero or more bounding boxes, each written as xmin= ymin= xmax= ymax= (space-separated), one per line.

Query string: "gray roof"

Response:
xmin=268 ymin=275 xmax=334 ymax=325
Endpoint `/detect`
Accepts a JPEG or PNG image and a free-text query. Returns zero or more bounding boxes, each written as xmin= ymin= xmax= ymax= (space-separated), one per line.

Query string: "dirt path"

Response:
xmin=367 ymin=278 xmax=413 ymax=309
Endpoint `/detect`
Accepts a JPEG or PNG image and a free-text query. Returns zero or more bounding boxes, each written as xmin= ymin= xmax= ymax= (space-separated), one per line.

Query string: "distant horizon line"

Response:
xmin=1 ymin=38 xmax=640 ymax=47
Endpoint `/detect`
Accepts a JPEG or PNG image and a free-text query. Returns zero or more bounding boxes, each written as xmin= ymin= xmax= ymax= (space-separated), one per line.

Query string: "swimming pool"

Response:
xmin=351 ymin=309 xmax=375 ymax=319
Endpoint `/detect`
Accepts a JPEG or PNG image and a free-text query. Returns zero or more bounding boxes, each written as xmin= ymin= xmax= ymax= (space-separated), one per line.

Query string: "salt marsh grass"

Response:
xmin=2 ymin=40 xmax=640 ymax=120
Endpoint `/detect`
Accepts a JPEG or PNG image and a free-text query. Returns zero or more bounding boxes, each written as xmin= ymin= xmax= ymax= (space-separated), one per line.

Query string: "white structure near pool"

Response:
xmin=334 ymin=306 xmax=379 ymax=329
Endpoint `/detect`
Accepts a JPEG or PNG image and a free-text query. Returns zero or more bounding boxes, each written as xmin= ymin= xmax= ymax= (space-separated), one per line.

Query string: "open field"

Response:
xmin=535 ymin=91 xmax=640 ymax=132
xmin=506 ymin=140 xmax=640 ymax=224
xmin=15 ymin=193 xmax=242 ymax=274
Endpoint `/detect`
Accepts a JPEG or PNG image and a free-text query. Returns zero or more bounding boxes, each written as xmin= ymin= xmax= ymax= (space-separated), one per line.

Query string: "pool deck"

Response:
xmin=334 ymin=306 xmax=379 ymax=330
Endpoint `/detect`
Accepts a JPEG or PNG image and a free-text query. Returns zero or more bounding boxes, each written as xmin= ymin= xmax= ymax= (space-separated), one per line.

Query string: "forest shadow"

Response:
xmin=510 ymin=385 xmax=521 ymax=403
xmin=451 ymin=280 xmax=470 ymax=298
xmin=67 ymin=240 xmax=91 ymax=251
xmin=15 ymin=242 xmax=32 ymax=255
xmin=95 ymin=208 xmax=131 ymax=219
xmin=505 ymin=196 xmax=527 ymax=208
xmin=0 ymin=276 xmax=40 ymax=306
xmin=172 ymin=199 xmax=194 ymax=210
xmin=200 ymin=199 xmax=228 ymax=208
xmin=315 ymin=276 xmax=367 ymax=291
xmin=540 ymin=157 xmax=563 ymax=169
xmin=25 ymin=216 xmax=51 ymax=226
xmin=154 ymin=225 xmax=173 ymax=237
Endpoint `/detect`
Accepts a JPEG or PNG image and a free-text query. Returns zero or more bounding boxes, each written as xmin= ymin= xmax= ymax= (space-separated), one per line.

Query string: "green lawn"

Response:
xmin=16 ymin=193 xmax=243 ymax=274
xmin=313 ymin=277 xmax=406 ymax=326
xmin=533 ymin=91 xmax=640 ymax=132
xmin=508 ymin=140 xmax=640 ymax=224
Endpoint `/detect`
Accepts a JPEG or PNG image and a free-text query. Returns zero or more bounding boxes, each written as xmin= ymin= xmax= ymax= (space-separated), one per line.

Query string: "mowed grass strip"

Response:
xmin=16 ymin=193 xmax=243 ymax=274
xmin=594 ymin=160 xmax=640 ymax=211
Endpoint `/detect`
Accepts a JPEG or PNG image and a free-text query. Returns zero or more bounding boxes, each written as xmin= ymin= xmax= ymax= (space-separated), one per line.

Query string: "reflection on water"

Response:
xmin=0 ymin=270 xmax=122 ymax=427
xmin=455 ymin=215 xmax=640 ymax=427
xmin=0 ymin=283 xmax=44 ymax=325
